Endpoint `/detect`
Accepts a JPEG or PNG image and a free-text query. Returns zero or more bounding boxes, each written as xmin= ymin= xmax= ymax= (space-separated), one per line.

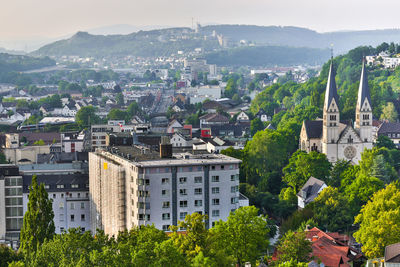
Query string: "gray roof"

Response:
xmin=357 ymin=60 xmax=372 ymax=109
xmin=297 ymin=177 xmax=326 ymax=204
xmin=378 ymin=122 xmax=400 ymax=134
xmin=23 ymin=173 xmax=88 ymax=193
xmin=385 ymin=242 xmax=400 ymax=263
xmin=323 ymin=61 xmax=339 ymax=111
xmin=304 ymin=120 xmax=323 ymax=139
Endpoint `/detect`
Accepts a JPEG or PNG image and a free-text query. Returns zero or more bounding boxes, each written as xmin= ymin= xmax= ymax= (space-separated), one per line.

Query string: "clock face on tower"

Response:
xmin=344 ymin=146 xmax=356 ymax=159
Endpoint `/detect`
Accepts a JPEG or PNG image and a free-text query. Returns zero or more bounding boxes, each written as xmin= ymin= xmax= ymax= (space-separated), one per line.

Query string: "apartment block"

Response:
xmin=89 ymin=145 xmax=241 ymax=236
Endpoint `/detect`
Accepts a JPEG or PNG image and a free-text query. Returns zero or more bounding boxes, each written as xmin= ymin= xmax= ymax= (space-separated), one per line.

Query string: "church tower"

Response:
xmin=355 ymin=60 xmax=373 ymax=146
xmin=322 ymin=61 xmax=340 ymax=161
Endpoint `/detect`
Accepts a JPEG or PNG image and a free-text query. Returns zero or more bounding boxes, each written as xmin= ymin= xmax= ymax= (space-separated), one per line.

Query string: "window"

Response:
xmin=60 ymin=227 xmax=65 ymax=232
xmin=180 ymin=212 xmax=187 ymax=220
xmin=211 ymin=166 xmax=216 ymax=170
xmin=81 ymin=202 xmax=85 ymax=209
xmin=138 ymin=214 xmax=151 ymax=221
xmin=195 ymin=200 xmax=203 ymax=207
xmin=329 ymin=115 xmax=336 ymax=121
xmin=179 ymin=201 xmax=188 ymax=207
xmin=162 ymin=201 xmax=170 ymax=208
xmin=59 ymin=202 xmax=64 ymax=209
xmin=221 ymin=165 xmax=224 ymax=170
xmin=212 ymin=187 xmax=220 ymax=194
xmin=44 ymin=184 xmax=50 ymax=189
xmin=212 ymin=199 xmax=220 ymax=206
xmin=348 ymin=136 xmax=353 ymax=144
xmin=179 ymin=177 xmax=187 ymax=184
xmin=162 ymin=213 xmax=170 ymax=220
xmin=70 ymin=215 xmax=75 ymax=222
xmin=71 ymin=184 xmax=79 ymax=188
xmin=138 ymin=202 xmax=150 ymax=209
xmin=162 ymin=178 xmax=169 ymax=184
xmin=57 ymin=184 xmax=64 ymax=189
xmin=53 ymin=194 xmax=56 ymax=198
xmin=197 ymin=166 xmax=202 ymax=171
xmin=82 ymin=228 xmax=85 ymax=232
xmin=180 ymin=189 xmax=187 ymax=196
xmin=231 ymin=197 xmax=238 ymax=204
xmin=212 ymin=210 xmax=220 ymax=217
xmin=162 ymin=225 xmax=170 ymax=231
xmin=230 ymin=175 xmax=235 ymax=181
xmin=138 ymin=191 xmax=150 ymax=197
xmin=211 ymin=176 xmax=220 ymax=182
xmin=194 ymin=188 xmax=202 ymax=195
xmin=231 ymin=186 xmax=239 ymax=193
xmin=59 ymin=214 xmax=64 ymax=222
xmin=81 ymin=214 xmax=85 ymax=221
xmin=194 ymin=176 xmax=202 ymax=183
xmin=70 ymin=203 xmax=75 ymax=210
xmin=162 ymin=190 xmax=169 ymax=196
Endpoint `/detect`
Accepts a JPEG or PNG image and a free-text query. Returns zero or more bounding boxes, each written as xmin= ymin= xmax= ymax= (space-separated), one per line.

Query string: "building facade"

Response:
xmin=89 ymin=147 xmax=241 ymax=236
xmin=300 ymin=60 xmax=373 ymax=163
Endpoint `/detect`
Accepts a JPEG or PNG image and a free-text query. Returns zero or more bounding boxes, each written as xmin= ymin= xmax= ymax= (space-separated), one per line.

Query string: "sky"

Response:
xmin=2 ymin=0 xmax=400 ymax=40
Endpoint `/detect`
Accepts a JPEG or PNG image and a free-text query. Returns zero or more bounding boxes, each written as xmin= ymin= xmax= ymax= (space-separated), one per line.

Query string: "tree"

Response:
xmin=328 ymin=159 xmax=351 ymax=187
xmin=250 ymin=118 xmax=264 ymax=136
xmin=0 ymin=245 xmax=21 ymax=266
xmin=354 ymin=183 xmax=400 ymax=258
xmin=312 ymin=186 xmax=353 ymax=232
xmin=20 ymin=175 xmax=55 ymax=259
xmin=107 ymin=108 xmax=127 ymax=121
xmin=115 ymin=93 xmax=124 ymax=106
xmin=275 ymin=231 xmax=312 ymax=264
xmin=126 ymin=102 xmax=140 ymax=118
xmin=33 ymin=139 xmax=45 ymax=146
xmin=211 ymin=206 xmax=270 ymax=267
xmin=375 ymin=135 xmax=396 ymax=150
xmin=75 ymin=106 xmax=100 ymax=129
xmin=380 ymin=102 xmax=398 ymax=122
xmin=282 ymin=151 xmax=331 ymax=191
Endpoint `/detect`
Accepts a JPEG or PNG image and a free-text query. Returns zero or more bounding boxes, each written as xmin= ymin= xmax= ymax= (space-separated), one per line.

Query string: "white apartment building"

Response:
xmin=91 ymin=120 xmax=135 ymax=149
xmin=89 ymin=146 xmax=242 ymax=236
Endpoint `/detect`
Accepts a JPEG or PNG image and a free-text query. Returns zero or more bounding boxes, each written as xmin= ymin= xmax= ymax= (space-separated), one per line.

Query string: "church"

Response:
xmin=300 ymin=60 xmax=373 ymax=163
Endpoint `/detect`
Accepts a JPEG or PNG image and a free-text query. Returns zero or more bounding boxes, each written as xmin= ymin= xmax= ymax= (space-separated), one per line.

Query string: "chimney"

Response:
xmin=160 ymin=136 xmax=172 ymax=158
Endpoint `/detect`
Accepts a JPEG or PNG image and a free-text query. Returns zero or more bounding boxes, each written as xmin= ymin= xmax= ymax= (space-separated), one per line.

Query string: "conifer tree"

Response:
xmin=19 ymin=175 xmax=55 ymax=259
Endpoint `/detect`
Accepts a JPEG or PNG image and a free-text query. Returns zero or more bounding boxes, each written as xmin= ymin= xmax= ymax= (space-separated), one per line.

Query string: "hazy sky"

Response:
xmin=2 ymin=0 xmax=400 ymax=39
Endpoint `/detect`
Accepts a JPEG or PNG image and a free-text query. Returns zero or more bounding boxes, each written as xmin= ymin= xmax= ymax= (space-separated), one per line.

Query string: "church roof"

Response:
xmin=324 ymin=61 xmax=339 ymax=111
xmin=304 ymin=120 xmax=322 ymax=139
xmin=357 ymin=60 xmax=372 ymax=109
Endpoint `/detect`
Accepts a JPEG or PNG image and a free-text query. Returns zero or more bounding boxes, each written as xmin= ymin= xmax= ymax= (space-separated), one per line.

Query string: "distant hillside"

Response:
xmin=204 ymin=46 xmax=330 ymax=67
xmin=32 ymin=29 xmax=220 ymax=58
xmin=0 ymin=53 xmax=55 ymax=73
xmin=201 ymin=25 xmax=400 ymax=53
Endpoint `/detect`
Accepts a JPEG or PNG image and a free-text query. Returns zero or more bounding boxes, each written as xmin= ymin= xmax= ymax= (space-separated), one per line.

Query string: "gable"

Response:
xmin=338 ymin=126 xmax=362 ymax=144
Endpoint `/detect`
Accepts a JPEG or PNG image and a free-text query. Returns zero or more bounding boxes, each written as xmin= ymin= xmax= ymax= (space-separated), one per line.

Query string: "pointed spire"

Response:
xmin=357 ymin=59 xmax=371 ymax=109
xmin=324 ymin=60 xmax=339 ymax=111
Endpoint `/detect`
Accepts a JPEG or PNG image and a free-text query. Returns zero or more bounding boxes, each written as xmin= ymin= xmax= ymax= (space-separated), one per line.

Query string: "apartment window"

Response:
xmin=162 ymin=178 xmax=169 ymax=184
xmin=194 ymin=176 xmax=202 ymax=183
xmin=221 ymin=165 xmax=225 ymax=170
xmin=59 ymin=202 xmax=64 ymax=209
xmin=82 ymin=228 xmax=85 ymax=232
xmin=70 ymin=203 xmax=75 ymax=210
xmin=71 ymin=184 xmax=79 ymax=188
xmin=57 ymin=184 xmax=64 ymax=189
xmin=231 ymin=186 xmax=239 ymax=193
xmin=231 ymin=175 xmax=236 ymax=181
xmin=138 ymin=202 xmax=149 ymax=209
xmin=81 ymin=214 xmax=85 ymax=221
xmin=194 ymin=188 xmax=202 ymax=195
xmin=230 ymin=165 xmax=234 ymax=170
xmin=59 ymin=214 xmax=64 ymax=222
xmin=196 ymin=211 xmax=203 ymax=215
xmin=195 ymin=200 xmax=203 ymax=207
xmin=70 ymin=215 xmax=75 ymax=222
xmin=53 ymin=194 xmax=56 ymax=198
xmin=197 ymin=166 xmax=202 ymax=171
xmin=180 ymin=189 xmax=187 ymax=196
xmin=231 ymin=197 xmax=238 ymax=204
xmin=212 ymin=199 xmax=220 ymax=206
xmin=179 ymin=177 xmax=187 ymax=184
xmin=60 ymin=227 xmax=65 ymax=232
xmin=138 ymin=191 xmax=150 ymax=197
xmin=179 ymin=201 xmax=188 ymax=208
xmin=162 ymin=201 xmax=170 ymax=208
xmin=138 ymin=179 xmax=149 ymax=185
xmin=162 ymin=225 xmax=170 ymax=231
xmin=211 ymin=176 xmax=220 ymax=182
xmin=138 ymin=214 xmax=150 ymax=220
xmin=211 ymin=165 xmax=216 ymax=170
xmin=212 ymin=210 xmax=220 ymax=217
xmin=44 ymin=184 xmax=50 ymax=189
xmin=162 ymin=213 xmax=170 ymax=220
xmin=180 ymin=212 xmax=188 ymax=220
xmin=81 ymin=202 xmax=85 ymax=209
xmin=162 ymin=190 xmax=169 ymax=196
xmin=212 ymin=187 xmax=220 ymax=194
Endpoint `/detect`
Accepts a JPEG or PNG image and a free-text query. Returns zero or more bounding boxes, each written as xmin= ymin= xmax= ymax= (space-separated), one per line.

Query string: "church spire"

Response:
xmin=323 ymin=60 xmax=339 ymax=111
xmin=357 ymin=59 xmax=371 ymax=110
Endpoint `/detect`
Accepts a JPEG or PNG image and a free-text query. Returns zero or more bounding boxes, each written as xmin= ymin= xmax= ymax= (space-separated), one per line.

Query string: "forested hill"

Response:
xmin=32 ymin=25 xmax=400 ymax=59
xmin=205 ymin=46 xmax=330 ymax=67
xmin=0 ymin=53 xmax=55 ymax=73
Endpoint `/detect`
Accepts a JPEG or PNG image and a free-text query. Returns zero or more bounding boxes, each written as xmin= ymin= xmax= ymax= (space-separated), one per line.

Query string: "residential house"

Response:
xmin=236 ymin=111 xmax=250 ymax=122
xmin=297 ymin=177 xmax=327 ymax=209
xmin=256 ymin=109 xmax=271 ymax=122
xmin=166 ymin=119 xmax=183 ymax=134
xmin=199 ymin=113 xmax=229 ymax=128
xmin=377 ymin=122 xmax=400 ymax=146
